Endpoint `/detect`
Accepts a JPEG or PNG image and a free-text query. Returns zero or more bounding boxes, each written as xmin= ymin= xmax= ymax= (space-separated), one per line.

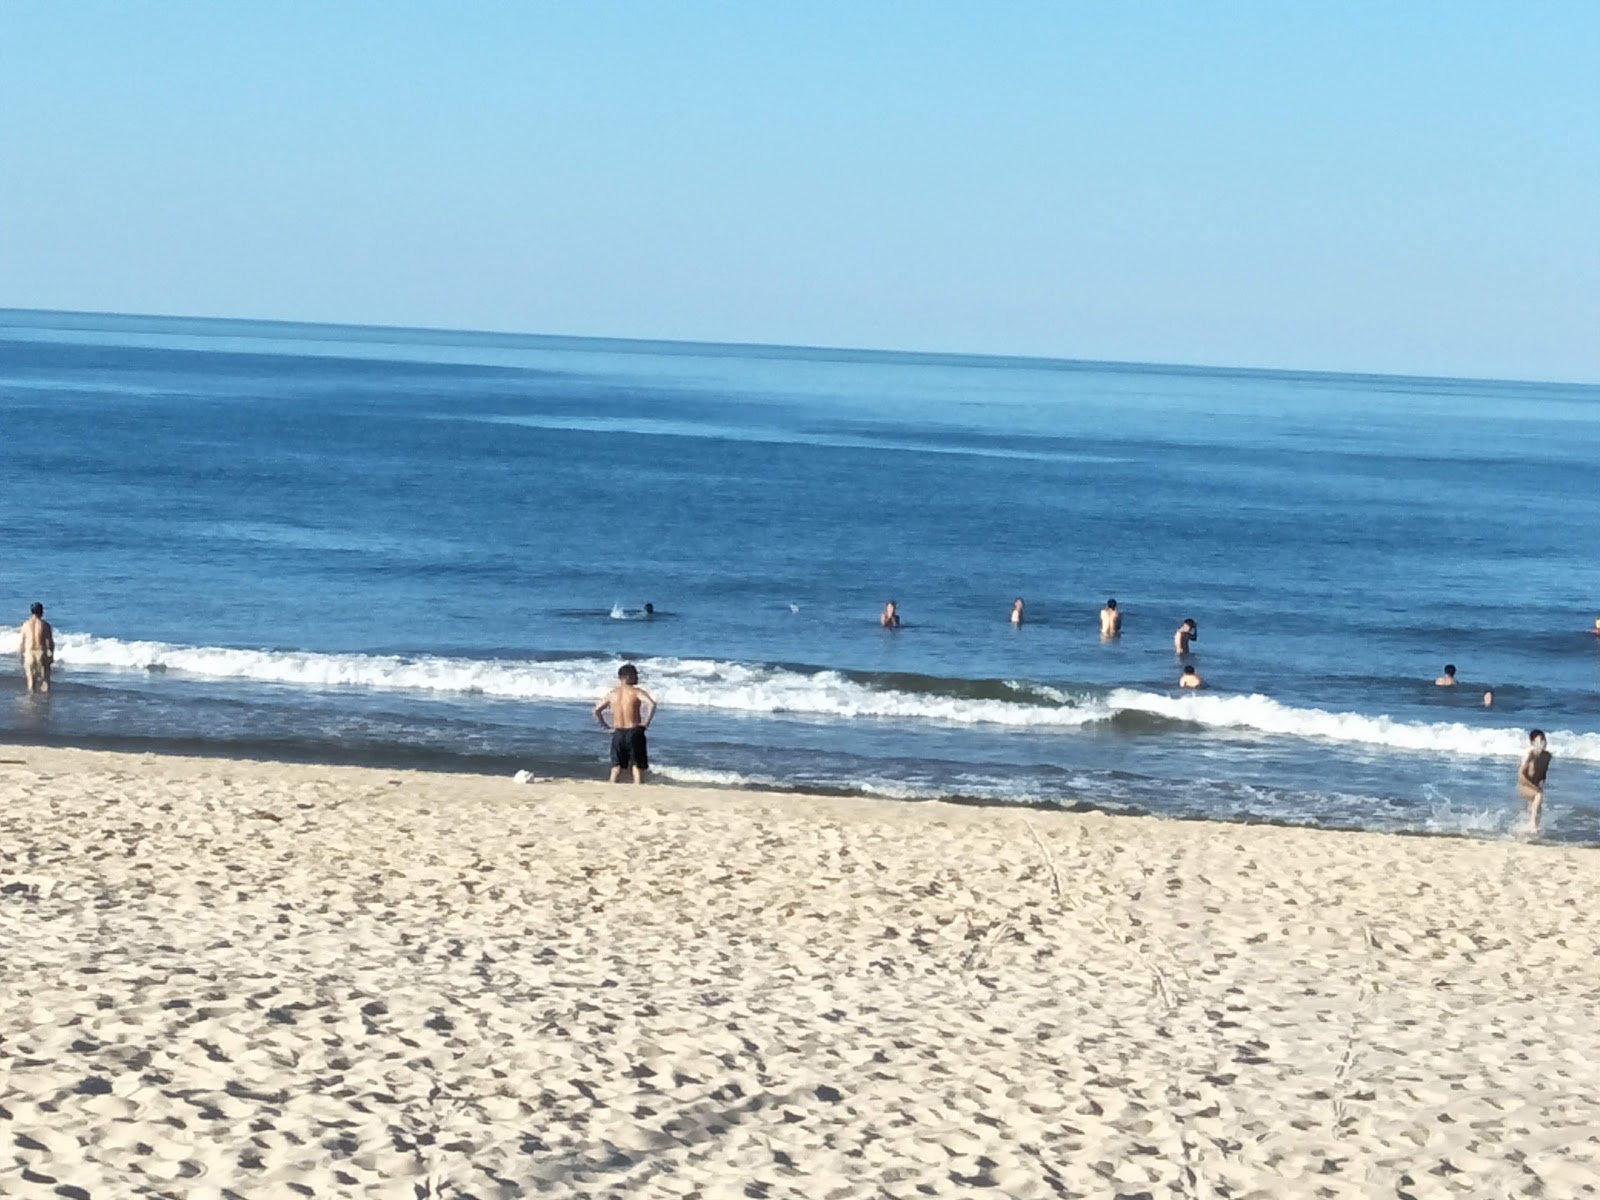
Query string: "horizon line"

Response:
xmin=2 ymin=304 xmax=1595 ymax=393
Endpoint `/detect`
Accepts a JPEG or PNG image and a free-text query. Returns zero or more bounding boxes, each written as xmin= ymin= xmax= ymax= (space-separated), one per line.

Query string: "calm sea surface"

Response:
xmin=4 ymin=310 xmax=1599 ymax=841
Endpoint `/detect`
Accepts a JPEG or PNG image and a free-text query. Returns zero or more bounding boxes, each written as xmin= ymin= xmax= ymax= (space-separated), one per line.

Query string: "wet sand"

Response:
xmin=3 ymin=746 xmax=1598 ymax=1198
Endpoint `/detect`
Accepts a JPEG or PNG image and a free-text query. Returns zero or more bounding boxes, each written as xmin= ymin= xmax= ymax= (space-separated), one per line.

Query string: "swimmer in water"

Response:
xmin=1010 ymin=598 xmax=1024 ymax=626
xmin=19 ymin=602 xmax=54 ymax=694
xmin=1179 ymin=664 xmax=1203 ymax=689
xmin=1100 ymin=599 xmax=1121 ymax=639
xmin=1174 ymin=618 xmax=1197 ymax=654
xmin=643 ymin=603 xmax=655 ymax=618
xmin=1435 ymin=664 xmax=1457 ymax=687
xmin=1483 ymin=689 xmax=1494 ymax=707
xmin=1518 ymin=729 xmax=1551 ymax=834
xmin=880 ymin=600 xmax=901 ymax=628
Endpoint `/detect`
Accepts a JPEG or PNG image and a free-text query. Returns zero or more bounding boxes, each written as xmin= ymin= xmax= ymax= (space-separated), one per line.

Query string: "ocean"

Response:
xmin=4 ymin=309 xmax=1598 ymax=841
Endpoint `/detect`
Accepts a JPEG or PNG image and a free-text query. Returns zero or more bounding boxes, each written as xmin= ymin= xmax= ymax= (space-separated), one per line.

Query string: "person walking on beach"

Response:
xmin=19 ymin=602 xmax=54 ymax=694
xmin=1436 ymin=664 xmax=1458 ymax=687
xmin=1010 ymin=598 xmax=1024 ymax=626
xmin=1180 ymin=665 xmax=1203 ymax=689
xmin=1174 ymin=618 xmax=1197 ymax=654
xmin=594 ymin=663 xmax=656 ymax=784
xmin=880 ymin=601 xmax=901 ymax=628
xmin=1100 ymin=599 xmax=1121 ymax=638
xmin=1518 ymin=729 xmax=1551 ymax=834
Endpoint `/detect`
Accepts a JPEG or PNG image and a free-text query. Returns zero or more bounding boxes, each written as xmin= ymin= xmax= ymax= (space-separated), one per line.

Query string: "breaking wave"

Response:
xmin=55 ymin=633 xmax=1600 ymax=763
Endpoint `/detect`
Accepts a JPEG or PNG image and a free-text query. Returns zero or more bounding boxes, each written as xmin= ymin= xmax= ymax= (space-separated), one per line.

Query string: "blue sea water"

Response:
xmin=4 ymin=309 xmax=1599 ymax=841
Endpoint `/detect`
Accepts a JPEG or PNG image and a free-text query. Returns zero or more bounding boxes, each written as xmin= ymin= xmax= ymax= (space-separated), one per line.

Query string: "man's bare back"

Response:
xmin=594 ymin=663 xmax=657 ymax=783
xmin=1100 ymin=600 xmax=1121 ymax=638
xmin=599 ymin=682 xmax=654 ymax=730
xmin=19 ymin=605 xmax=54 ymax=694
xmin=20 ymin=616 xmax=52 ymax=654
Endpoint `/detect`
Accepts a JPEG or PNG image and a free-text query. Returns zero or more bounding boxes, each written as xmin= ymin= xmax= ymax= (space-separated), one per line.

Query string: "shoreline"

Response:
xmin=5 ymin=744 xmax=1600 ymax=1196
xmin=0 ymin=731 xmax=1579 ymax=850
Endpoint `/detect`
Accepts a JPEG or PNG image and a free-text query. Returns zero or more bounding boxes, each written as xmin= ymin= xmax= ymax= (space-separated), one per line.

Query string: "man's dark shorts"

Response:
xmin=611 ymin=727 xmax=648 ymax=771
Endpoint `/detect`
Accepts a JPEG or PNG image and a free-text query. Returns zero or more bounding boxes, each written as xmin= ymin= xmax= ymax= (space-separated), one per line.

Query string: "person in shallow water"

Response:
xmin=1518 ymin=729 xmax=1551 ymax=834
xmin=19 ymin=602 xmax=54 ymax=694
xmin=1435 ymin=664 xmax=1458 ymax=687
xmin=1180 ymin=665 xmax=1204 ymax=689
xmin=1010 ymin=598 xmax=1024 ymax=626
xmin=1100 ymin=599 xmax=1121 ymax=638
xmin=1174 ymin=618 xmax=1197 ymax=653
xmin=593 ymin=663 xmax=657 ymax=784
xmin=880 ymin=601 xmax=901 ymax=628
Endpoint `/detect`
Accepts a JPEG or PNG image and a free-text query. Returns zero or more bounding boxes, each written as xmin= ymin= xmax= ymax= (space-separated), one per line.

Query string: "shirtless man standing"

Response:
xmin=1518 ymin=729 xmax=1551 ymax=834
xmin=1099 ymin=599 xmax=1121 ymax=638
xmin=1435 ymin=664 xmax=1458 ymax=687
xmin=594 ymin=663 xmax=657 ymax=783
xmin=1010 ymin=598 xmax=1024 ymax=626
xmin=1174 ymin=618 xmax=1197 ymax=653
xmin=19 ymin=602 xmax=54 ymax=694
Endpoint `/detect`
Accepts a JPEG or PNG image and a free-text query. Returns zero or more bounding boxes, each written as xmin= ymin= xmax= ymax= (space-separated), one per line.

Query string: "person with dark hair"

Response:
xmin=1518 ymin=729 xmax=1551 ymax=834
xmin=1099 ymin=598 xmax=1121 ymax=638
xmin=1174 ymin=618 xmax=1197 ymax=654
xmin=880 ymin=600 xmax=901 ymax=629
xmin=19 ymin=602 xmax=54 ymax=694
xmin=1435 ymin=664 xmax=1458 ymax=687
xmin=594 ymin=662 xmax=656 ymax=783
xmin=1179 ymin=664 xmax=1203 ymax=689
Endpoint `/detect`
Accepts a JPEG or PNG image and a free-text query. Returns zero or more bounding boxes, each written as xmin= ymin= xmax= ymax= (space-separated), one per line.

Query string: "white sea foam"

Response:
xmin=54 ymin=633 xmax=1600 ymax=764
xmin=652 ymin=765 xmax=984 ymax=803
xmin=55 ymin=634 xmax=1108 ymax=728
xmin=1103 ymin=688 xmax=1600 ymax=762
xmin=651 ymin=765 xmax=774 ymax=789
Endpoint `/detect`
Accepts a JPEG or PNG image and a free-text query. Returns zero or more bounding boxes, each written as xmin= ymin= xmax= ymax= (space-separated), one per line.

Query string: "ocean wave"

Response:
xmin=53 ymin=634 xmax=1600 ymax=763
xmin=54 ymin=635 xmax=1110 ymax=729
xmin=1101 ymin=688 xmax=1600 ymax=762
xmin=652 ymin=765 xmax=930 ymax=801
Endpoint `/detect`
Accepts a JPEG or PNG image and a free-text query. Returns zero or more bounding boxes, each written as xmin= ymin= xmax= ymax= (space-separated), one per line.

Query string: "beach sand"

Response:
xmin=3 ymin=747 xmax=1598 ymax=1198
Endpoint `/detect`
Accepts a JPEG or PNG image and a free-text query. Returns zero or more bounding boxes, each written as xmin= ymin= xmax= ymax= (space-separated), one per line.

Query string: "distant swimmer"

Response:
xmin=643 ymin=603 xmax=655 ymax=618
xmin=1100 ymin=599 xmax=1121 ymax=638
xmin=1517 ymin=729 xmax=1551 ymax=834
xmin=1435 ymin=664 xmax=1457 ymax=687
xmin=1179 ymin=665 xmax=1203 ymax=689
xmin=1174 ymin=618 xmax=1197 ymax=654
xmin=1593 ymin=618 xmax=1600 ymax=637
xmin=1010 ymin=598 xmax=1024 ymax=626
xmin=594 ymin=662 xmax=656 ymax=784
xmin=19 ymin=602 xmax=54 ymax=695
xmin=880 ymin=600 xmax=901 ymax=629
xmin=1483 ymin=689 xmax=1494 ymax=707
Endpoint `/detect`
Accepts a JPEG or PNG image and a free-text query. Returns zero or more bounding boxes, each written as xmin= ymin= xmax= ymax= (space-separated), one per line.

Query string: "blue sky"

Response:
xmin=3 ymin=3 xmax=1596 ymax=381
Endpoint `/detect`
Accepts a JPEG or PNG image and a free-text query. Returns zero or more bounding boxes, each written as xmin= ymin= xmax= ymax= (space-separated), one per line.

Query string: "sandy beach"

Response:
xmin=3 ymin=747 xmax=1598 ymax=1198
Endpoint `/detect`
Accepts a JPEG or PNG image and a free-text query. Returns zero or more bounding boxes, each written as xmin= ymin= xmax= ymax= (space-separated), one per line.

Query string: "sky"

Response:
xmin=2 ymin=2 xmax=1597 ymax=382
